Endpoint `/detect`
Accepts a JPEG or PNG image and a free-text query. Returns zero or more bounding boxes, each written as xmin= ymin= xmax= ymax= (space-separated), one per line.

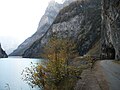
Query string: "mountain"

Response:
xmin=10 ymin=1 xmax=62 ymax=56
xmin=23 ymin=0 xmax=101 ymax=58
xmin=12 ymin=0 xmax=120 ymax=60
xmin=0 ymin=43 xmax=8 ymax=58
xmin=101 ymin=0 xmax=120 ymax=60
xmin=10 ymin=0 xmax=76 ymax=56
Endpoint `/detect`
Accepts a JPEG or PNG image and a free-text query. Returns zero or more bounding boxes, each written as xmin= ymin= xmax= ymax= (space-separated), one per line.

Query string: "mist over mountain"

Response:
xmin=0 ymin=36 xmax=21 ymax=54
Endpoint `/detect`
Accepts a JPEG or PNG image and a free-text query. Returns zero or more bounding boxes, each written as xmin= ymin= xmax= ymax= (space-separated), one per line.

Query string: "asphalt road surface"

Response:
xmin=100 ymin=60 xmax=120 ymax=90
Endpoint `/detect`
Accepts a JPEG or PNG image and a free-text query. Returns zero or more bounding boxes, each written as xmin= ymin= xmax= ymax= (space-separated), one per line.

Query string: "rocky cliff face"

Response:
xmin=23 ymin=0 xmax=101 ymax=58
xmin=101 ymin=0 xmax=120 ymax=60
xmin=10 ymin=0 xmax=76 ymax=56
xmin=0 ymin=44 xmax=8 ymax=58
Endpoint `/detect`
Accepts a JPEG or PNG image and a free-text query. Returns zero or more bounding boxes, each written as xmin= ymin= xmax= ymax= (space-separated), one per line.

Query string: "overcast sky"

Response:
xmin=0 ymin=0 xmax=63 ymax=54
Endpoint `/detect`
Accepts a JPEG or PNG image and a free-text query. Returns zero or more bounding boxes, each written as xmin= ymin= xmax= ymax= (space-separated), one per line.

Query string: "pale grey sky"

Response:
xmin=0 ymin=0 xmax=63 ymax=54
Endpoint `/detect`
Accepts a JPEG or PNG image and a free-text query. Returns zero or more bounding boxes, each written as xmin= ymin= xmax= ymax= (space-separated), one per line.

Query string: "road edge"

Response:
xmin=93 ymin=61 xmax=109 ymax=90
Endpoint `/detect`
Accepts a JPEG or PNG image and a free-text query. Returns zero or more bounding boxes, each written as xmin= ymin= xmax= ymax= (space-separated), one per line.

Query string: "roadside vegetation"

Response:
xmin=22 ymin=34 xmax=95 ymax=90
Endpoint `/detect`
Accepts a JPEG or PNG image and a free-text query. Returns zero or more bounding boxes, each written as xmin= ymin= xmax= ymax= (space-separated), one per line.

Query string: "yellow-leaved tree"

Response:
xmin=22 ymin=34 xmax=82 ymax=90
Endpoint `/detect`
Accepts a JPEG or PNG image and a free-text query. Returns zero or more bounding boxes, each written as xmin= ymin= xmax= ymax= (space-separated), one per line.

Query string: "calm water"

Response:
xmin=0 ymin=57 xmax=42 ymax=90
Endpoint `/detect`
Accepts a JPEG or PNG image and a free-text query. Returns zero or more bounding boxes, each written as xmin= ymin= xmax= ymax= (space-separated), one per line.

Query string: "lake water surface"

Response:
xmin=0 ymin=57 xmax=42 ymax=90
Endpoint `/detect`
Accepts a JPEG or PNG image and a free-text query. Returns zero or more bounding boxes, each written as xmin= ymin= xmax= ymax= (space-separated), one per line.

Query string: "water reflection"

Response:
xmin=0 ymin=57 xmax=41 ymax=90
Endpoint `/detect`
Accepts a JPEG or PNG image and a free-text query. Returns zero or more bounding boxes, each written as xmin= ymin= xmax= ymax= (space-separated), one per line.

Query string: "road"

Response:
xmin=100 ymin=60 xmax=120 ymax=90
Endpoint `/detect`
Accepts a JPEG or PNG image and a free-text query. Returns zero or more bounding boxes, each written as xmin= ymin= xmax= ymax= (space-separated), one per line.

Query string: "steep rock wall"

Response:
xmin=101 ymin=0 xmax=120 ymax=60
xmin=23 ymin=0 xmax=101 ymax=58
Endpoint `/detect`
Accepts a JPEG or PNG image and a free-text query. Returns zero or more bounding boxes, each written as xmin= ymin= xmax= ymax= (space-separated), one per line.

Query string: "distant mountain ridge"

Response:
xmin=10 ymin=0 xmax=76 ymax=56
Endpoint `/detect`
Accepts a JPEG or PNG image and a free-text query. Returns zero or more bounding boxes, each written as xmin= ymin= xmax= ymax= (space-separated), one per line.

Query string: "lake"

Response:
xmin=0 ymin=57 xmax=42 ymax=90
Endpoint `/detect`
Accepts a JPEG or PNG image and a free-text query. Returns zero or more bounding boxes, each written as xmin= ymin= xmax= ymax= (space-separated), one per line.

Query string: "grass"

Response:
xmin=113 ymin=60 xmax=120 ymax=64
xmin=86 ymin=40 xmax=100 ymax=57
xmin=58 ymin=77 xmax=78 ymax=90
